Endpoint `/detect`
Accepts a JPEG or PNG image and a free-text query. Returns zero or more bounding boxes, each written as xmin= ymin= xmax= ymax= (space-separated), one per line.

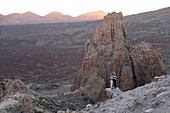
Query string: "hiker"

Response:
xmin=110 ymin=72 xmax=117 ymax=89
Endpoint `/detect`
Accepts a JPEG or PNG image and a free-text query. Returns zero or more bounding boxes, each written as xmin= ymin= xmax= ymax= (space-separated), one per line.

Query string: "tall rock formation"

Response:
xmin=71 ymin=12 xmax=166 ymax=101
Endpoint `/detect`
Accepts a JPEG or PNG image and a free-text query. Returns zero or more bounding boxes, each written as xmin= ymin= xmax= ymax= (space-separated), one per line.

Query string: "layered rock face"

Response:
xmin=71 ymin=12 xmax=166 ymax=101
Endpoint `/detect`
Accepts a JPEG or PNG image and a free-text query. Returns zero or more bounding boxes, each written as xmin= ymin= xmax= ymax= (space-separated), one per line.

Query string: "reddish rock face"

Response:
xmin=71 ymin=12 xmax=166 ymax=101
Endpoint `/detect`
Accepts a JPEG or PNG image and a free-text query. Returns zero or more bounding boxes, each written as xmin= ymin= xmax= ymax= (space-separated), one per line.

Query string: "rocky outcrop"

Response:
xmin=0 ymin=77 xmax=52 ymax=113
xmin=1 ymin=79 xmax=38 ymax=98
xmin=129 ymin=42 xmax=166 ymax=87
xmin=71 ymin=12 xmax=166 ymax=101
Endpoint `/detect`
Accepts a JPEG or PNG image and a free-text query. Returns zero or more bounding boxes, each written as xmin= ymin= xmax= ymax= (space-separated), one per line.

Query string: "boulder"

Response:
xmin=2 ymin=79 xmax=38 ymax=98
xmin=71 ymin=12 xmax=166 ymax=101
xmin=105 ymin=88 xmax=122 ymax=99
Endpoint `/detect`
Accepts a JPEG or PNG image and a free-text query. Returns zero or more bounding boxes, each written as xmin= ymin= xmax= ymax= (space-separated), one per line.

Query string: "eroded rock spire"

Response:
xmin=71 ymin=12 xmax=166 ymax=101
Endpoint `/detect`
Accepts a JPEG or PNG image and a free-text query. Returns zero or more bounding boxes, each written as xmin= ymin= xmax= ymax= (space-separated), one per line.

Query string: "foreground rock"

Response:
xmin=85 ymin=75 xmax=170 ymax=113
xmin=105 ymin=88 xmax=122 ymax=99
xmin=71 ymin=12 xmax=166 ymax=101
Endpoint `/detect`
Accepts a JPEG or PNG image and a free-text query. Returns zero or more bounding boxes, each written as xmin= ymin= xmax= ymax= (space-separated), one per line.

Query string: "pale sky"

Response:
xmin=0 ymin=0 xmax=170 ymax=16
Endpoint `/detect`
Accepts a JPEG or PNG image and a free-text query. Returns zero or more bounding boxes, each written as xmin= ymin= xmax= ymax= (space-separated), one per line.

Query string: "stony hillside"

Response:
xmin=124 ymin=7 xmax=170 ymax=72
xmin=0 ymin=21 xmax=100 ymax=82
xmin=87 ymin=75 xmax=170 ymax=113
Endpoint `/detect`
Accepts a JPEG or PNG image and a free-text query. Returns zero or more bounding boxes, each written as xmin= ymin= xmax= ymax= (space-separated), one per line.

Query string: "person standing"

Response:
xmin=110 ymin=72 xmax=117 ymax=89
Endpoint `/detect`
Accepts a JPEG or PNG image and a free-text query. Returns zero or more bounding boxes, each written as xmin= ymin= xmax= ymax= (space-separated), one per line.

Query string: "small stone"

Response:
xmin=85 ymin=104 xmax=93 ymax=111
xmin=57 ymin=110 xmax=65 ymax=113
xmin=144 ymin=108 xmax=154 ymax=113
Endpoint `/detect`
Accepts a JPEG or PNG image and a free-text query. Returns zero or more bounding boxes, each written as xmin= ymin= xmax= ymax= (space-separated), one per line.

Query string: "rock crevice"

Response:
xmin=129 ymin=54 xmax=138 ymax=88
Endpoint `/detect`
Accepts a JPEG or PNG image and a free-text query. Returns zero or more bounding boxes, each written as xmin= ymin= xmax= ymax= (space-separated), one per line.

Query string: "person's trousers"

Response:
xmin=113 ymin=79 xmax=117 ymax=88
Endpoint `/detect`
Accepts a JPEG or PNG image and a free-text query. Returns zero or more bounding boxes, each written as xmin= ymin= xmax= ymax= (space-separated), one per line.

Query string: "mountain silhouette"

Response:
xmin=0 ymin=11 xmax=106 ymax=25
xmin=76 ymin=11 xmax=106 ymax=21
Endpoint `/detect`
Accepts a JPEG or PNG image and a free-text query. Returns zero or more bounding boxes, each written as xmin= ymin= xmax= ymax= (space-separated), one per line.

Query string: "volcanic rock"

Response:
xmin=1 ymin=79 xmax=37 ymax=98
xmin=0 ymin=77 xmax=52 ymax=113
xmin=71 ymin=12 xmax=166 ymax=101
xmin=86 ymin=75 xmax=170 ymax=113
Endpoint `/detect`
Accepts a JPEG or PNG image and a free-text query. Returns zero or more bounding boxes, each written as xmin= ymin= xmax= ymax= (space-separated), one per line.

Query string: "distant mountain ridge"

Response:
xmin=0 ymin=11 xmax=106 ymax=25
xmin=76 ymin=11 xmax=106 ymax=21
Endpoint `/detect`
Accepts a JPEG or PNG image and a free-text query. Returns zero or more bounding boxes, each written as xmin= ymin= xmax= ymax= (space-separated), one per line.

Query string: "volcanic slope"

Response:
xmin=124 ymin=7 xmax=170 ymax=72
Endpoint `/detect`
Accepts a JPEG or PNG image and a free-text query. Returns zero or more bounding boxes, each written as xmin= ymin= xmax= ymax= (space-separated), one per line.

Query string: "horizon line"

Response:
xmin=0 ymin=7 xmax=169 ymax=17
